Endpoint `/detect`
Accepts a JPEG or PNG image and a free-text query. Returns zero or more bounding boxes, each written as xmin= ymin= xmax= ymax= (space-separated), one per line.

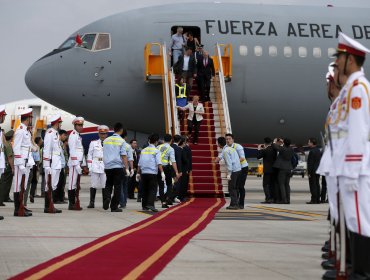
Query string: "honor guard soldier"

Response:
xmin=136 ymin=133 xmax=165 ymax=212
xmin=334 ymin=32 xmax=370 ymax=279
xmin=87 ymin=125 xmax=109 ymax=208
xmin=0 ymin=105 xmax=6 ymax=220
xmin=68 ymin=116 xmax=87 ymax=210
xmin=42 ymin=114 xmax=63 ymax=214
xmin=13 ymin=108 xmax=35 ymax=217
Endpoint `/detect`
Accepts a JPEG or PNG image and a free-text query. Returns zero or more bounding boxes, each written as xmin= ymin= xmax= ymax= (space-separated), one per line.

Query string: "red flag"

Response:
xmin=75 ymin=34 xmax=83 ymax=45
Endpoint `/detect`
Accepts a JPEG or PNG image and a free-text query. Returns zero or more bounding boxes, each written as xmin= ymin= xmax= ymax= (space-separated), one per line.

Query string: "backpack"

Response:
xmin=291 ymin=153 xmax=299 ymax=169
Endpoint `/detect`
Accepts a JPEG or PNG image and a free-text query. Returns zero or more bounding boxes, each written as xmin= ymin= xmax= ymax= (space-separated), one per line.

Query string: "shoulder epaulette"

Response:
xmin=353 ymin=79 xmax=359 ymax=87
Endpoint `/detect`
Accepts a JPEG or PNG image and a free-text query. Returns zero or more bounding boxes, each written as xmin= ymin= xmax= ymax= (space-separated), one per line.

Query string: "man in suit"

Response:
xmin=171 ymin=135 xmax=184 ymax=202
xmin=174 ymin=47 xmax=197 ymax=91
xmin=127 ymin=139 xmax=140 ymax=199
xmin=180 ymin=136 xmax=192 ymax=202
xmin=272 ymin=138 xmax=294 ymax=204
xmin=197 ymin=51 xmax=215 ymax=102
xmin=257 ymin=137 xmax=277 ymax=203
xmin=307 ymin=137 xmax=322 ymax=204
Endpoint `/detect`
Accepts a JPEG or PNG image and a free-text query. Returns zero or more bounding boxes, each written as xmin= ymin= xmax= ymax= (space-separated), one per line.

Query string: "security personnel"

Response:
xmin=68 ymin=116 xmax=87 ymax=210
xmin=13 ymin=108 xmax=34 ymax=217
xmin=225 ymin=133 xmax=249 ymax=209
xmin=136 ymin=133 xmax=165 ymax=212
xmin=87 ymin=125 xmax=108 ymax=208
xmin=119 ymin=133 xmax=134 ymax=209
xmin=176 ymin=77 xmax=187 ymax=121
xmin=42 ymin=114 xmax=63 ymax=214
xmin=334 ymin=32 xmax=370 ymax=278
xmin=0 ymin=105 xmax=6 ymax=220
xmin=103 ymin=123 xmax=129 ymax=212
xmin=157 ymin=134 xmax=180 ymax=208
xmin=217 ymin=136 xmax=241 ymax=210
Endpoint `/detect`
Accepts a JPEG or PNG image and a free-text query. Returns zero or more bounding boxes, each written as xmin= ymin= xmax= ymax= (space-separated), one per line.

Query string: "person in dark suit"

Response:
xmin=180 ymin=136 xmax=192 ymax=201
xmin=197 ymin=51 xmax=215 ymax=102
xmin=257 ymin=137 xmax=277 ymax=203
xmin=272 ymin=138 xmax=294 ymax=204
xmin=171 ymin=135 xmax=183 ymax=202
xmin=174 ymin=47 xmax=197 ymax=90
xmin=127 ymin=139 xmax=140 ymax=199
xmin=307 ymin=138 xmax=322 ymax=204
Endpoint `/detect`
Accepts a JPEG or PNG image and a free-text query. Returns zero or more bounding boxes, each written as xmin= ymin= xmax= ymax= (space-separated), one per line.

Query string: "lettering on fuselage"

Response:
xmin=205 ymin=20 xmax=370 ymax=39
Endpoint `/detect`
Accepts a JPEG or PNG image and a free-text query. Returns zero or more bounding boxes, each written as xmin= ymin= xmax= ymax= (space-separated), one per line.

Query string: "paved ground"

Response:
xmin=0 ymin=176 xmax=328 ymax=280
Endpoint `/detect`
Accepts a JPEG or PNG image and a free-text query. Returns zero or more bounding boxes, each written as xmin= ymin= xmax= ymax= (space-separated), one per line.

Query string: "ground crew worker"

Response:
xmin=42 ymin=114 xmax=63 ymax=214
xmin=103 ymin=123 xmax=129 ymax=212
xmin=176 ymin=77 xmax=187 ymax=120
xmin=0 ymin=130 xmax=14 ymax=207
xmin=67 ymin=116 xmax=87 ymax=211
xmin=119 ymin=132 xmax=134 ymax=209
xmin=136 ymin=133 xmax=165 ymax=212
xmin=334 ymin=32 xmax=370 ymax=278
xmin=12 ymin=108 xmax=34 ymax=217
xmin=0 ymin=105 xmax=6 ymax=220
xmin=217 ymin=136 xmax=241 ymax=210
xmin=157 ymin=134 xmax=180 ymax=208
xmin=87 ymin=125 xmax=108 ymax=208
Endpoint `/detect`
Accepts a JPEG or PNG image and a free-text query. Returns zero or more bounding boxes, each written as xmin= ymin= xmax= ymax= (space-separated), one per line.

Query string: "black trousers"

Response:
xmin=237 ymin=167 xmax=248 ymax=206
xmin=262 ymin=172 xmax=274 ymax=201
xmin=277 ymin=169 xmax=291 ymax=203
xmin=321 ymin=176 xmax=327 ymax=202
xmin=157 ymin=165 xmax=173 ymax=203
xmin=179 ymin=172 xmax=190 ymax=201
xmin=197 ymin=74 xmax=211 ymax=101
xmin=141 ymin=174 xmax=158 ymax=208
xmin=55 ymin=168 xmax=66 ymax=202
xmin=104 ymin=168 xmax=124 ymax=210
xmin=188 ymin=119 xmax=202 ymax=143
xmin=127 ymin=170 xmax=138 ymax=198
xmin=308 ymin=173 xmax=321 ymax=203
xmin=229 ymin=171 xmax=241 ymax=207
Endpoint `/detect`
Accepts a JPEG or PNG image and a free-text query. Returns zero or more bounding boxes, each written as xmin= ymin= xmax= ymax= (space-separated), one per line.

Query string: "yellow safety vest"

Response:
xmin=232 ymin=143 xmax=247 ymax=165
xmin=158 ymin=144 xmax=171 ymax=164
xmin=175 ymin=84 xmax=187 ymax=98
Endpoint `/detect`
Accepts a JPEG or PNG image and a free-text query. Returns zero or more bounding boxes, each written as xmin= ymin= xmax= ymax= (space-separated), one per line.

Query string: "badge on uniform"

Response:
xmin=351 ymin=97 xmax=362 ymax=110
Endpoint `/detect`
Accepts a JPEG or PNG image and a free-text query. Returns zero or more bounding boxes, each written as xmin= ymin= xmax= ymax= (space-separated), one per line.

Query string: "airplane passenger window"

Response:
xmin=80 ymin=34 xmax=96 ymax=50
xmin=313 ymin=47 xmax=322 ymax=58
xmin=58 ymin=37 xmax=76 ymax=49
xmin=254 ymin=46 xmax=263 ymax=57
xmin=284 ymin=47 xmax=292 ymax=58
xmin=269 ymin=46 xmax=277 ymax=57
xmin=328 ymin=48 xmax=336 ymax=57
xmin=239 ymin=45 xmax=248 ymax=56
xmin=298 ymin=47 xmax=307 ymax=58
xmin=95 ymin=34 xmax=111 ymax=51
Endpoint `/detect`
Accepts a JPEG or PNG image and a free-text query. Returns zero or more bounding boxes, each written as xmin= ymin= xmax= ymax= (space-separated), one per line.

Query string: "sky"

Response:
xmin=0 ymin=0 xmax=368 ymax=104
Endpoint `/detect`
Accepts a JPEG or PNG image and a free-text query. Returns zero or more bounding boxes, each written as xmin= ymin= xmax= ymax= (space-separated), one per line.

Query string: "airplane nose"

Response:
xmin=25 ymin=60 xmax=53 ymax=100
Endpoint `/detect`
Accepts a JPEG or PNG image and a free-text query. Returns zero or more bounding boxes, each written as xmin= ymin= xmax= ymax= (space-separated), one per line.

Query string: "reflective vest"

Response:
xmin=157 ymin=144 xmax=171 ymax=164
xmin=175 ymin=84 xmax=187 ymax=98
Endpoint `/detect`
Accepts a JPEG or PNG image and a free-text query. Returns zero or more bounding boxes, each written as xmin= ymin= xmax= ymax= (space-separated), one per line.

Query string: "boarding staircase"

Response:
xmin=144 ymin=43 xmax=233 ymax=196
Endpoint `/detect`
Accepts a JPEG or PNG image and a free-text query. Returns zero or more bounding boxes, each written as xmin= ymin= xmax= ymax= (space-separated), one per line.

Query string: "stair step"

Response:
xmin=192 ymin=162 xmax=219 ymax=170
xmin=188 ymin=144 xmax=218 ymax=150
xmin=191 ymin=176 xmax=221 ymax=184
xmin=192 ymin=156 xmax=217 ymax=163
xmin=192 ymin=170 xmax=221 ymax=177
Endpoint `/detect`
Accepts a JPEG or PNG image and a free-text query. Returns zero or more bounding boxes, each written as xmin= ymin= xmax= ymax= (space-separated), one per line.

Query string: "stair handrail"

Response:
xmin=161 ymin=43 xmax=173 ymax=134
xmin=169 ymin=67 xmax=180 ymax=135
xmin=216 ymin=43 xmax=232 ymax=134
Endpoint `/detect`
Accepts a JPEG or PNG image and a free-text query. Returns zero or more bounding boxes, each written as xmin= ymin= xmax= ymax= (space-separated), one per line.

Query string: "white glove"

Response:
xmin=136 ymin=174 xmax=141 ymax=182
xmin=226 ymin=173 xmax=231 ymax=181
xmin=344 ymin=178 xmax=359 ymax=191
xmin=44 ymin=167 xmax=52 ymax=175
xmin=161 ymin=172 xmax=166 ymax=182
xmin=19 ymin=165 xmax=27 ymax=175
xmin=125 ymin=169 xmax=130 ymax=176
xmin=75 ymin=165 xmax=82 ymax=175
xmin=129 ymin=169 xmax=135 ymax=177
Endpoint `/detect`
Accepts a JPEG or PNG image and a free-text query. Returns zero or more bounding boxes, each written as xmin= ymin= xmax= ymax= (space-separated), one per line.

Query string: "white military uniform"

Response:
xmin=87 ymin=139 xmax=106 ymax=189
xmin=12 ymin=123 xmax=35 ymax=193
xmin=68 ymin=129 xmax=86 ymax=190
xmin=43 ymin=127 xmax=63 ymax=191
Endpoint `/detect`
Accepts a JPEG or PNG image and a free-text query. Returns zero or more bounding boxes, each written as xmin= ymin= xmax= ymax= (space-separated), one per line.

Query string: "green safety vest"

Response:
xmin=175 ymin=84 xmax=187 ymax=98
xmin=157 ymin=144 xmax=171 ymax=164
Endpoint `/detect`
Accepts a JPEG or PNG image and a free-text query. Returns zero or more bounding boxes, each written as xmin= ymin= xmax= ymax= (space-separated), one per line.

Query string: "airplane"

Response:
xmin=24 ymin=2 xmax=370 ymax=145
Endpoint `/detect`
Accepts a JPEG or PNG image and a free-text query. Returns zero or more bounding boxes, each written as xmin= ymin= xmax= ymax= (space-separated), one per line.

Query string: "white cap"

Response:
xmin=72 ymin=116 xmax=84 ymax=125
xmin=0 ymin=105 xmax=6 ymax=116
xmin=336 ymin=32 xmax=370 ymax=57
xmin=50 ymin=114 xmax=63 ymax=125
xmin=97 ymin=125 xmax=109 ymax=132
xmin=19 ymin=108 xmax=33 ymax=117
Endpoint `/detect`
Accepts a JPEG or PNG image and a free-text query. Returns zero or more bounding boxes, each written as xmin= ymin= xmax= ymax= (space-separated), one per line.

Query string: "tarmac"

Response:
xmin=0 ymin=175 xmax=328 ymax=280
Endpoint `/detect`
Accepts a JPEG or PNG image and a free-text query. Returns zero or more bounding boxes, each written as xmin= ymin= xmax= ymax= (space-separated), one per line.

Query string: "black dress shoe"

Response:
xmin=111 ymin=208 xmax=123 ymax=212
xmin=162 ymin=203 xmax=169 ymax=209
xmin=322 ymin=244 xmax=329 ymax=252
xmin=24 ymin=207 xmax=32 ymax=213
xmin=0 ymin=203 xmax=5 ymax=206
xmin=226 ymin=206 xmax=239 ymax=210
xmin=322 ymin=269 xmax=336 ymax=280
xmin=142 ymin=207 xmax=149 ymax=211
xmin=146 ymin=206 xmax=158 ymax=212
xmin=239 ymin=205 xmax=244 ymax=209
xmin=0 ymin=216 xmax=3 ymax=220
xmin=306 ymin=201 xmax=314 ymax=204
xmin=6 ymin=198 xmax=13 ymax=203
xmin=30 ymin=196 xmax=34 ymax=203
xmin=322 ymin=252 xmax=330 ymax=259
xmin=103 ymin=198 xmax=110 ymax=210
xmin=321 ymin=259 xmax=335 ymax=270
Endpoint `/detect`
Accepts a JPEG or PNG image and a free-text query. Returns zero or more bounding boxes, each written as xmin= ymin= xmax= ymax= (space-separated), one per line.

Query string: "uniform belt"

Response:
xmin=93 ymin=157 xmax=103 ymax=161
xmin=331 ymin=131 xmax=348 ymax=139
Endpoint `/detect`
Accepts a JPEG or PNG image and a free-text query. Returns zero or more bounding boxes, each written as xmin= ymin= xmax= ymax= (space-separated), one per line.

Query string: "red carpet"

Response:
xmin=10 ymin=198 xmax=225 ymax=280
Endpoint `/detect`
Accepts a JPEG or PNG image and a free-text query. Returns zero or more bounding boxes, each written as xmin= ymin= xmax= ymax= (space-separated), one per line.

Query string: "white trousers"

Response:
xmin=68 ymin=166 xmax=79 ymax=191
xmin=91 ymin=172 xmax=106 ymax=189
xmin=326 ymin=176 xmax=339 ymax=223
xmin=12 ymin=165 xmax=31 ymax=193
xmin=339 ymin=176 xmax=370 ymax=237
xmin=45 ymin=169 xmax=61 ymax=191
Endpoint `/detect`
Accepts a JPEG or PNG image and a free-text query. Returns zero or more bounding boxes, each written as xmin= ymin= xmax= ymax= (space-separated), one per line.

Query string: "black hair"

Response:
xmin=164 ymin=134 xmax=172 ymax=142
xmin=173 ymin=134 xmax=182 ymax=143
xmin=113 ymin=122 xmax=123 ymax=133
xmin=352 ymin=54 xmax=366 ymax=67
xmin=149 ymin=133 xmax=159 ymax=144
xmin=309 ymin=138 xmax=317 ymax=146
xmin=264 ymin=137 xmax=272 ymax=144
xmin=283 ymin=138 xmax=291 ymax=147
xmin=217 ymin=137 xmax=226 ymax=147
xmin=188 ymin=32 xmax=193 ymax=36
xmin=179 ymin=137 xmax=185 ymax=146
xmin=59 ymin=129 xmax=67 ymax=135
xmin=130 ymin=139 xmax=137 ymax=144
xmin=21 ymin=115 xmax=29 ymax=122
xmin=225 ymin=133 xmax=234 ymax=139
xmin=34 ymin=137 xmax=42 ymax=145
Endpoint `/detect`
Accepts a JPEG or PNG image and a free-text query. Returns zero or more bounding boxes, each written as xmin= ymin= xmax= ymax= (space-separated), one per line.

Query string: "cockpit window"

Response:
xmin=58 ymin=37 xmax=76 ymax=49
xmin=79 ymin=34 xmax=96 ymax=50
xmin=95 ymin=34 xmax=111 ymax=51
